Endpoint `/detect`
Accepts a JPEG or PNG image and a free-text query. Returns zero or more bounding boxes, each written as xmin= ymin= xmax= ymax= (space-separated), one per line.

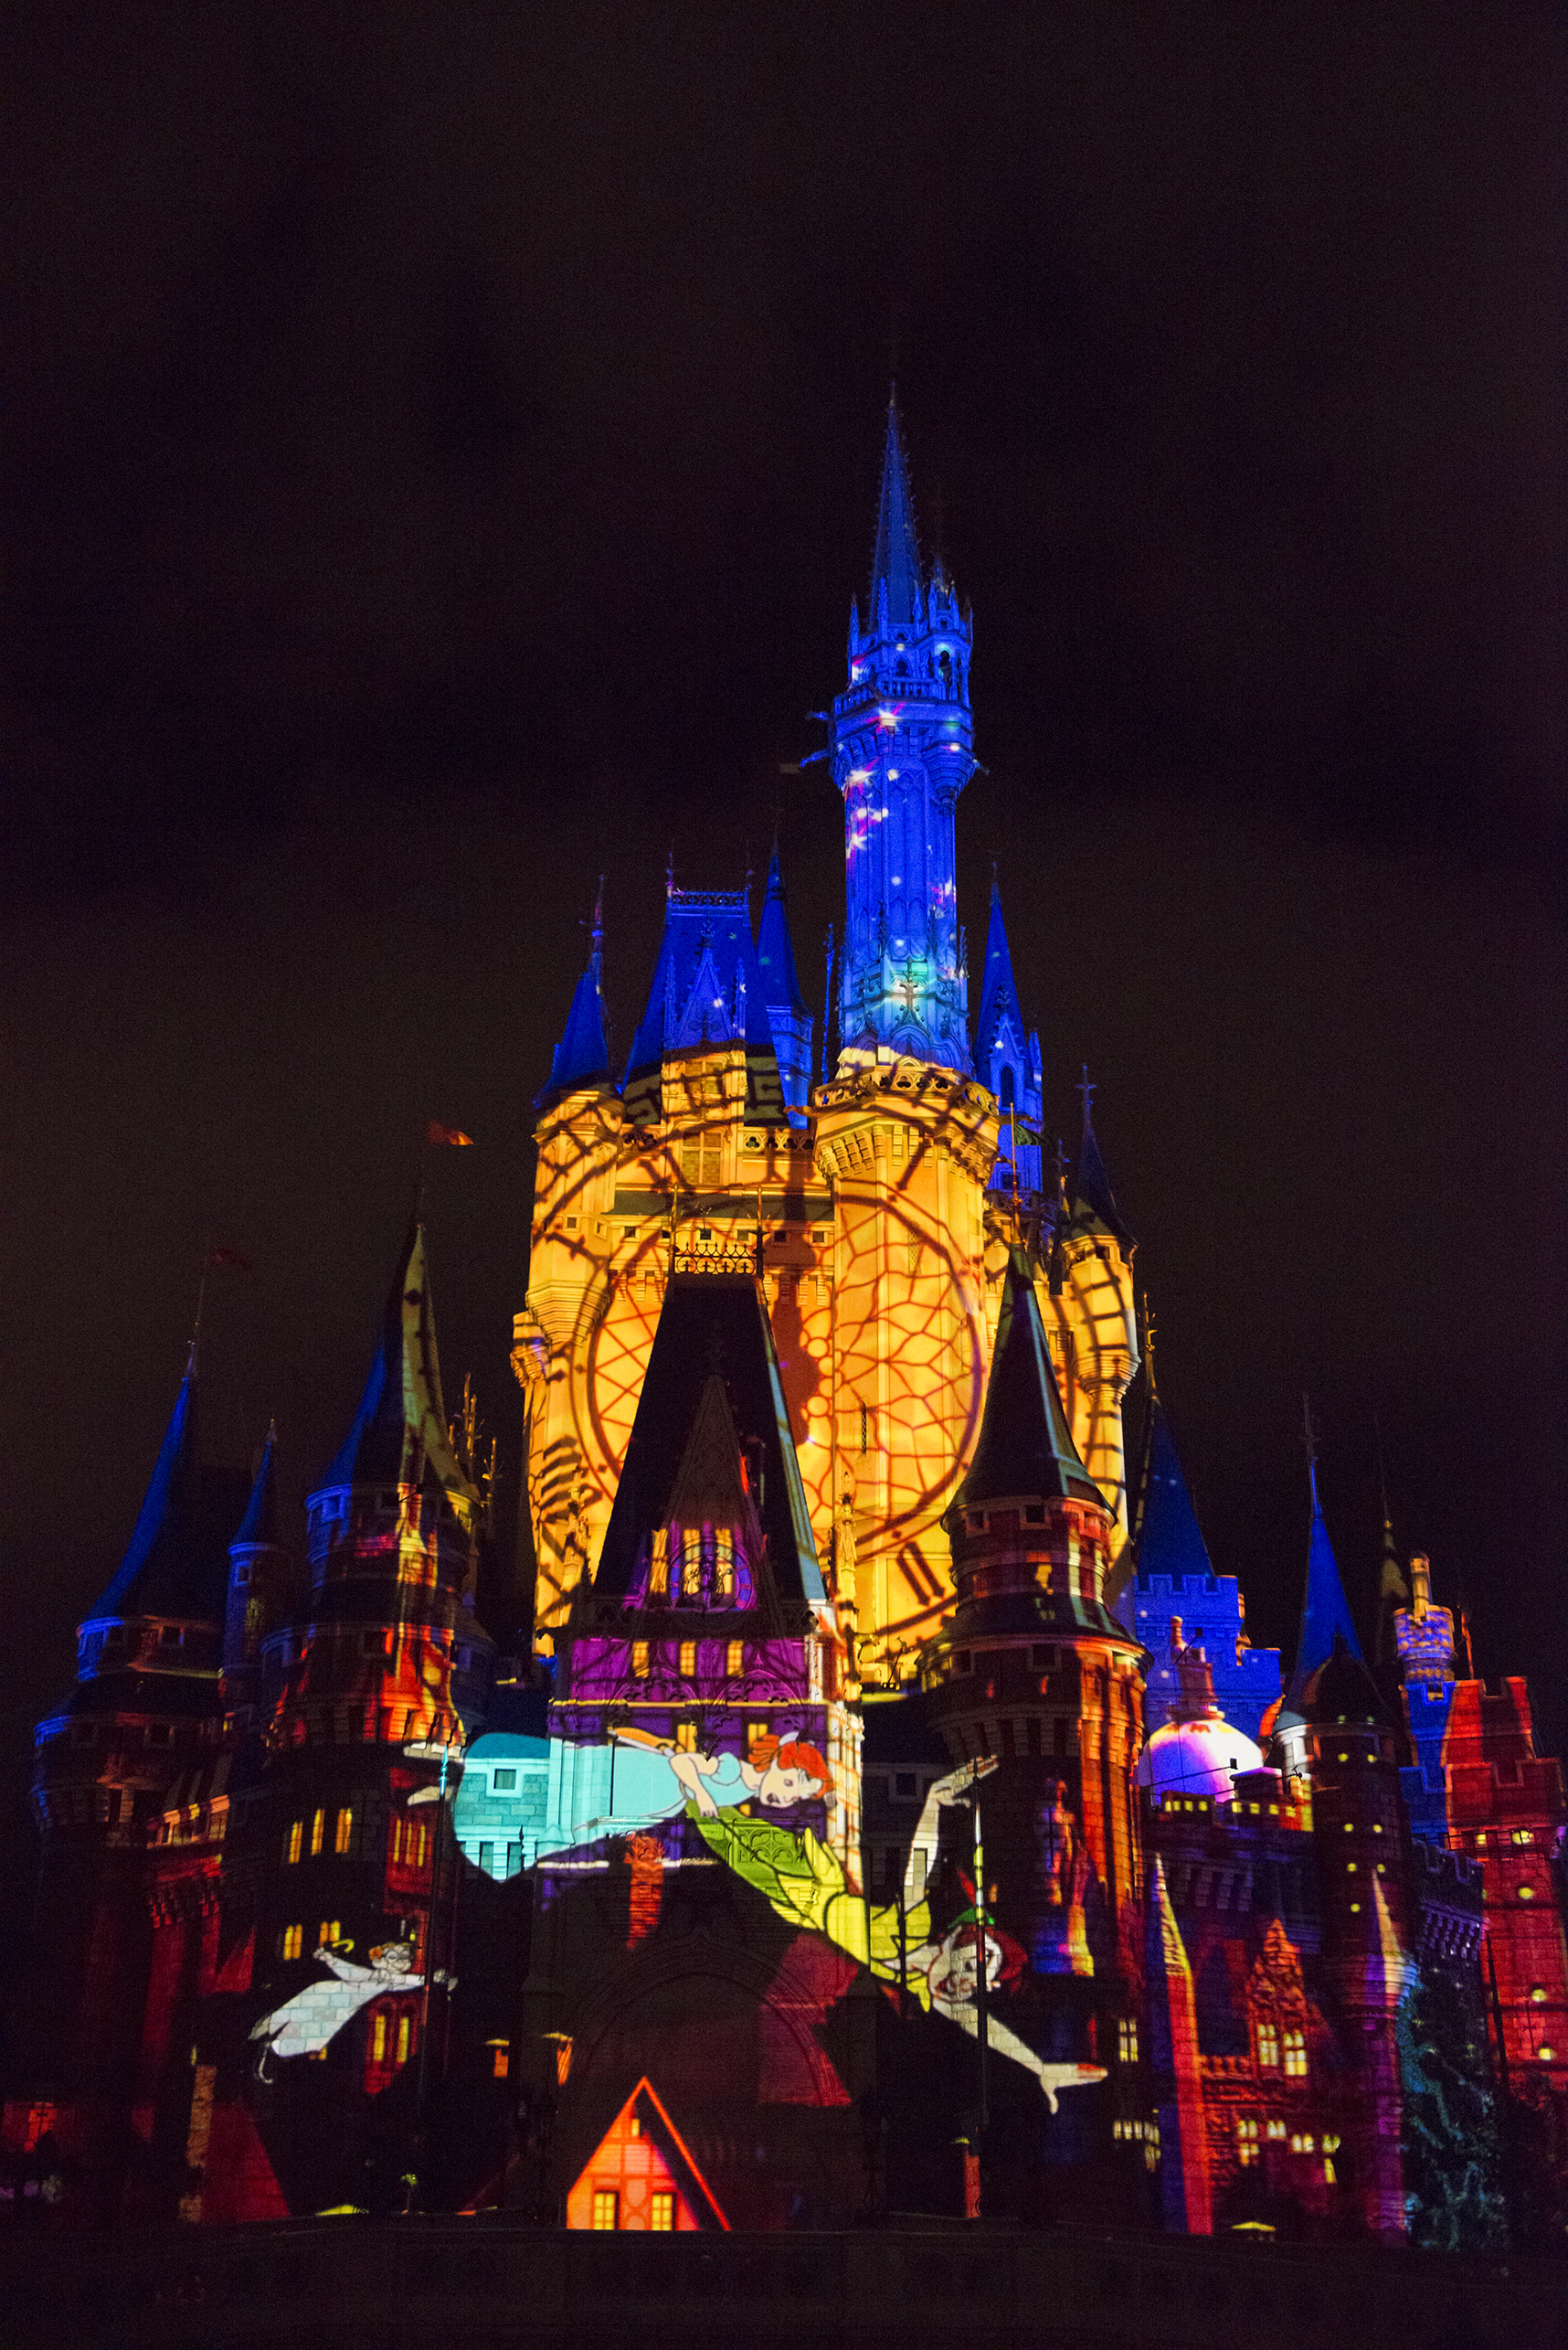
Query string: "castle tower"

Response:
xmin=17 ymin=1351 xmax=245 ymax=2220
xmin=222 ymin=1425 xmax=294 ymax=1730
xmin=835 ymin=401 xmax=973 ymax=1071
xmin=922 ymin=1252 xmax=1147 ymax=2091
xmin=1299 ymin=1636 xmax=1414 ymax=2241
xmin=973 ymin=881 xmax=1044 ymax=1199
xmin=756 ymin=848 xmax=814 ymax=1121
xmin=1054 ymin=1077 xmax=1139 ymax=1544
xmin=195 ymin=1224 xmax=494 ymax=2217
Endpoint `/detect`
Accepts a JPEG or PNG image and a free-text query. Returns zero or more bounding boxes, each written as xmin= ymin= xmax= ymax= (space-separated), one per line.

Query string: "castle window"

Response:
xmin=1235 ymin=2118 xmax=1259 ymax=2166
xmin=232 ymin=1564 xmax=249 ymax=1587
xmin=372 ymin=2014 xmax=387 ymax=2065
xmin=679 ymin=1533 xmax=701 ymax=1600
xmin=631 ymin=1644 xmax=650 ymax=1680
xmin=1540 ymin=2046 xmax=1557 ymax=2064
xmin=492 ymin=1767 xmax=518 ymax=1791
xmin=319 ymin=1920 xmax=341 ymax=1948
xmin=286 ymin=1820 xmax=303 ymax=1865
xmin=493 ymin=2045 xmax=510 ymax=2079
xmin=1519 ymin=1885 xmax=1537 ymax=1901
xmin=1531 ymin=1986 xmax=1549 ymax=2004
xmin=281 ymin=1925 xmax=303 ymax=1962
xmin=1282 ymin=2029 xmax=1307 ymax=2078
xmin=160 ymin=1624 xmax=183 ymax=1646
xmin=1118 ymin=2019 xmax=1139 ymax=2065
xmin=650 ymin=2191 xmax=675 ymax=2231
xmin=1513 ymin=1829 xmax=1533 ymax=1845
xmin=715 ymin=1528 xmax=736 ymax=1597
xmin=311 ymin=1809 xmax=325 ymax=1857
xmin=1024 ymin=1505 xmax=1044 ymax=1525
xmin=360 ymin=1631 xmax=384 ymax=1658
xmin=675 ymin=1721 xmax=697 ymax=1752
xmin=592 ymin=2189 xmax=619 ymax=2230
xmin=726 ymin=1641 xmax=745 ymax=1680
xmin=479 ymin=1843 xmax=494 ymax=1873
xmin=1255 ymin=2022 xmax=1279 ymax=2069
xmin=147 ymin=1723 xmax=173 ymax=1746
xmin=679 ymin=1641 xmax=697 ymax=1678
xmin=396 ymin=2016 xmax=412 ymax=2067
xmin=650 ymin=1529 xmax=670 ymax=1596
xmin=334 ymin=1807 xmax=354 ymax=1855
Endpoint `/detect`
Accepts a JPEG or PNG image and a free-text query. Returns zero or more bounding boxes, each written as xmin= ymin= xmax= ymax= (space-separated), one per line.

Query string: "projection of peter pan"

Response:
xmin=691 ymin=1753 xmax=1106 ymax=2111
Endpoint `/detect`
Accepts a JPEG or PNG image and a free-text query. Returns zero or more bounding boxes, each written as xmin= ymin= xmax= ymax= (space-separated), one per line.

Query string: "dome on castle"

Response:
xmin=1135 ymin=1630 xmax=1262 ymax=1799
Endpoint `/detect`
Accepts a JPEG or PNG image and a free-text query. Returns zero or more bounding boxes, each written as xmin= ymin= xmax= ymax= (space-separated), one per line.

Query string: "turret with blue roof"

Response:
xmin=974 ymin=877 xmax=1044 ymax=1195
xmin=1268 ymin=1409 xmax=1366 ymax=1775
xmin=754 ymin=848 xmax=814 ymax=1120
xmin=540 ymin=880 xmax=614 ymax=1108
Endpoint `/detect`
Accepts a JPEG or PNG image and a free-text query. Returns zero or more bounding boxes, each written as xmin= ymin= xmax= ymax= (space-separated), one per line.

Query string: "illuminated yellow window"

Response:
xmin=286 ymin=1820 xmax=303 ymax=1865
xmin=334 ymin=1807 xmax=353 ymax=1855
xmin=632 ymin=1642 xmax=650 ymax=1679
xmin=372 ymin=2014 xmax=387 ymax=2064
xmin=319 ymin=1920 xmax=340 ymax=1948
xmin=492 ymin=2046 xmax=510 ymax=2079
xmin=281 ymin=1924 xmax=303 ymax=1961
xmin=396 ymin=2015 xmax=412 ymax=2066
xmin=592 ymin=2189 xmax=619 ymax=2231
xmin=1118 ymin=2018 xmax=1138 ymax=2064
xmin=1255 ymin=2022 xmax=1279 ymax=2068
xmin=416 ymin=1824 xmax=429 ymax=1869
xmin=715 ymin=1529 xmax=735 ymax=1596
xmin=727 ymin=1641 xmax=745 ymax=1681
xmin=1282 ymin=2028 xmax=1307 ymax=2079
xmin=1323 ymin=2157 xmax=1336 ymax=2184
xmin=650 ymin=1529 xmax=669 ymax=1595
xmin=650 ymin=2191 xmax=674 ymax=2231
xmin=310 ymin=1809 xmax=325 ymax=1857
xmin=680 ymin=1534 xmax=702 ymax=1598
xmin=629 ymin=2116 xmax=641 ymax=2138
xmin=675 ymin=1721 xmax=697 ymax=1752
xmin=679 ymin=1641 xmax=696 ymax=1678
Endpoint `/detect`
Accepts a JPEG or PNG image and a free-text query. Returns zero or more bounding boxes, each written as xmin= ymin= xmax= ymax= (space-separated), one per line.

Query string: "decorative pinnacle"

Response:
xmin=1302 ymin=1393 xmax=1321 ymax=1510
xmin=1077 ymin=1064 xmax=1097 ymax=1124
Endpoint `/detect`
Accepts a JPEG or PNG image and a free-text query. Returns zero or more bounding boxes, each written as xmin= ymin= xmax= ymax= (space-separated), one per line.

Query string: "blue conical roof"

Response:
xmin=976 ymin=881 xmax=1026 ymax=1062
xmin=959 ymin=1249 xmax=1105 ymax=1510
xmin=1133 ymin=1403 xmax=1213 ymax=1583
xmin=319 ymin=1223 xmax=477 ymax=1505
xmin=233 ymin=1423 xmax=282 ymax=1548
xmin=545 ymin=965 xmax=612 ymax=1101
xmin=1068 ymin=1077 xmax=1134 ymax=1246
xmin=1286 ymin=1464 xmax=1364 ymax=1708
xmin=756 ymin=850 xmax=809 ymax=1015
xmin=871 ymin=399 xmax=923 ymax=627
xmin=86 ymin=1360 xmax=245 ymax=1622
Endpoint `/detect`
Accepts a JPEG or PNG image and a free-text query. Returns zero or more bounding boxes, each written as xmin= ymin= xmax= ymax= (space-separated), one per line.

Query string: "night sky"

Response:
xmin=5 ymin=2 xmax=1564 ymax=1900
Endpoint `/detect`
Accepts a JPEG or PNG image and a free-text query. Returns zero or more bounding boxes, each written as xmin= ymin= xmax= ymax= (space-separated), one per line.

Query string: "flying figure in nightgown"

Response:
xmin=249 ymin=1941 xmax=450 ymax=2080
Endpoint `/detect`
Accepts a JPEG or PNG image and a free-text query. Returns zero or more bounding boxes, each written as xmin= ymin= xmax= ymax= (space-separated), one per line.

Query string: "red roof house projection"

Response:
xmin=566 ymin=2077 xmax=729 ymax=2233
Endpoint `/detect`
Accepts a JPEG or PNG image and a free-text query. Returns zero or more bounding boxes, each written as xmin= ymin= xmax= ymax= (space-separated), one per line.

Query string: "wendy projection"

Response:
xmin=9 ymin=407 xmax=1566 ymax=2241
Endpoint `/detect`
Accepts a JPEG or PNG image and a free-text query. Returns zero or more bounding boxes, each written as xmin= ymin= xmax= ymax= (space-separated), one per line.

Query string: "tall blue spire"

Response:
xmin=541 ymin=882 xmax=612 ymax=1105
xmin=1286 ymin=1452 xmax=1364 ymax=1709
xmin=1134 ymin=1403 xmax=1214 ymax=1588
xmin=84 ymin=1353 xmax=245 ymax=1623
xmin=870 ymin=398 xmax=922 ymax=627
xmin=834 ymin=403 xmax=974 ymax=1072
xmin=974 ymin=879 xmax=1044 ymax=1191
xmin=755 ymin=849 xmax=813 ymax=1120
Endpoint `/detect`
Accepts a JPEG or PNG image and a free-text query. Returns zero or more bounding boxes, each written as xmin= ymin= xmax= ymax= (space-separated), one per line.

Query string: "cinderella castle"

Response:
xmin=7 ymin=409 xmax=1566 ymax=2247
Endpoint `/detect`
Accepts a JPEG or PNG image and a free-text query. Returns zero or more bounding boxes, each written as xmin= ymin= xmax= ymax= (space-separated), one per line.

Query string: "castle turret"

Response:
xmin=1271 ymin=1453 xmax=1363 ymax=1781
xmin=835 ymin=402 xmax=973 ymax=1071
xmin=222 ymin=1424 xmax=293 ymax=1726
xmin=974 ymin=880 xmax=1043 ymax=1198
xmin=923 ymin=1249 xmax=1147 ymax=2212
xmin=540 ymin=883 xmax=614 ymax=1108
xmin=755 ymin=849 xmax=813 ymax=1121
xmin=1054 ymin=1075 xmax=1139 ymax=1544
xmin=1300 ymin=1636 xmax=1414 ymax=2241
xmin=23 ymin=1349 xmax=246 ymax=2220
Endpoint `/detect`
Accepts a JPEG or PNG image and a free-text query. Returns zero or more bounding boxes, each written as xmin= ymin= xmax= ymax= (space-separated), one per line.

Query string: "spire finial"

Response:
xmin=1077 ymin=1063 xmax=1097 ymax=1127
xmin=1139 ymin=1295 xmax=1159 ymax=1402
xmin=1302 ymin=1393 xmax=1320 ymax=1510
xmin=665 ymin=848 xmax=675 ymax=899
